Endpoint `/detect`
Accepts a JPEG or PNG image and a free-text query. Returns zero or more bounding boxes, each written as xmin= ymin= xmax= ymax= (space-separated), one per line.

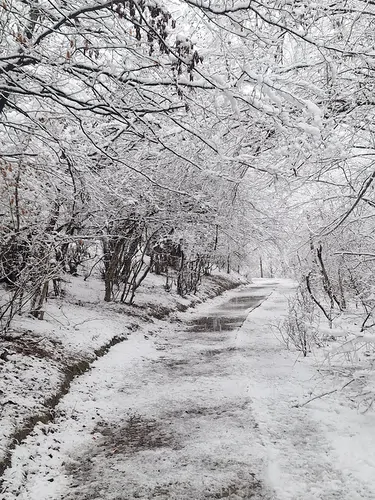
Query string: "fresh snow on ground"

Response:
xmin=1 ymin=278 xmax=375 ymax=499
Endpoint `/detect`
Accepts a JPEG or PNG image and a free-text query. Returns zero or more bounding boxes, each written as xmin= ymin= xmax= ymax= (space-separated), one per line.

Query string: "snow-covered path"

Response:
xmin=235 ymin=284 xmax=375 ymax=500
xmin=2 ymin=279 xmax=375 ymax=499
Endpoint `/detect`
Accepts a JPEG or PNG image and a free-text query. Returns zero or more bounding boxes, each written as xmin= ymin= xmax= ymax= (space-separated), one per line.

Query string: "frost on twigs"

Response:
xmin=322 ymin=329 xmax=375 ymax=413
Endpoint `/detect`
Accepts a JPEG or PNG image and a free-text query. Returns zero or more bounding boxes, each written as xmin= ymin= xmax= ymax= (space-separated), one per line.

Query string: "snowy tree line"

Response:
xmin=1 ymin=0 xmax=375 ymax=331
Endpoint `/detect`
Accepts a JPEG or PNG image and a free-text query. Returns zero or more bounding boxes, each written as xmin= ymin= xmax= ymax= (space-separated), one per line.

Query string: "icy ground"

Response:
xmin=2 ymin=279 xmax=375 ymax=499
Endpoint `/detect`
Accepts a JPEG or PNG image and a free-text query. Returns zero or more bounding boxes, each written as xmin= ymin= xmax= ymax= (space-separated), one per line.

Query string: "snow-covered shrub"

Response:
xmin=275 ymin=285 xmax=318 ymax=357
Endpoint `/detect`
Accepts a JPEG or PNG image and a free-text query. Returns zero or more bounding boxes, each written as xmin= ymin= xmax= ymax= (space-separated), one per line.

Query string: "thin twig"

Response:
xmin=293 ymin=379 xmax=355 ymax=408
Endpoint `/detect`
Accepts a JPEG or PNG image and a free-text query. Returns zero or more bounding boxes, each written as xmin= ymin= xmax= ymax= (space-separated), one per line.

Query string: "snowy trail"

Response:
xmin=235 ymin=282 xmax=375 ymax=500
xmin=2 ymin=279 xmax=375 ymax=499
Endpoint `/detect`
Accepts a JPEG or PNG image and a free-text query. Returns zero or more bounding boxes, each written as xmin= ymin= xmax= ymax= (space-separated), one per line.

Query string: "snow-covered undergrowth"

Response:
xmin=0 ymin=270 xmax=246 ymax=480
xmin=273 ymin=290 xmax=375 ymax=414
xmin=316 ymin=315 xmax=375 ymax=414
xmin=236 ymin=280 xmax=375 ymax=499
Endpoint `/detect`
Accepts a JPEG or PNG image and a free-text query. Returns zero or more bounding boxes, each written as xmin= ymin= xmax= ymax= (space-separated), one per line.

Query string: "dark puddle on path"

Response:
xmin=189 ymin=287 xmax=270 ymax=333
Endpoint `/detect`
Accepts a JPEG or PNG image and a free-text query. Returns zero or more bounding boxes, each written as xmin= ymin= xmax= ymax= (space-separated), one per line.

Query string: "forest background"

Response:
xmin=1 ymin=0 xmax=375 ymax=333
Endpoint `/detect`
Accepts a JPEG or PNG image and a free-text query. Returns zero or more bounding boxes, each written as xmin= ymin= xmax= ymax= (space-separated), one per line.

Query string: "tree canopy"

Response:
xmin=1 ymin=0 xmax=375 ymax=325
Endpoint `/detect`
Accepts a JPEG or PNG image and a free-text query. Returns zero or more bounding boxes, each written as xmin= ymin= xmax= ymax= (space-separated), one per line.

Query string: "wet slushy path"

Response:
xmin=189 ymin=285 xmax=273 ymax=333
xmin=2 ymin=281 xmax=279 ymax=500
